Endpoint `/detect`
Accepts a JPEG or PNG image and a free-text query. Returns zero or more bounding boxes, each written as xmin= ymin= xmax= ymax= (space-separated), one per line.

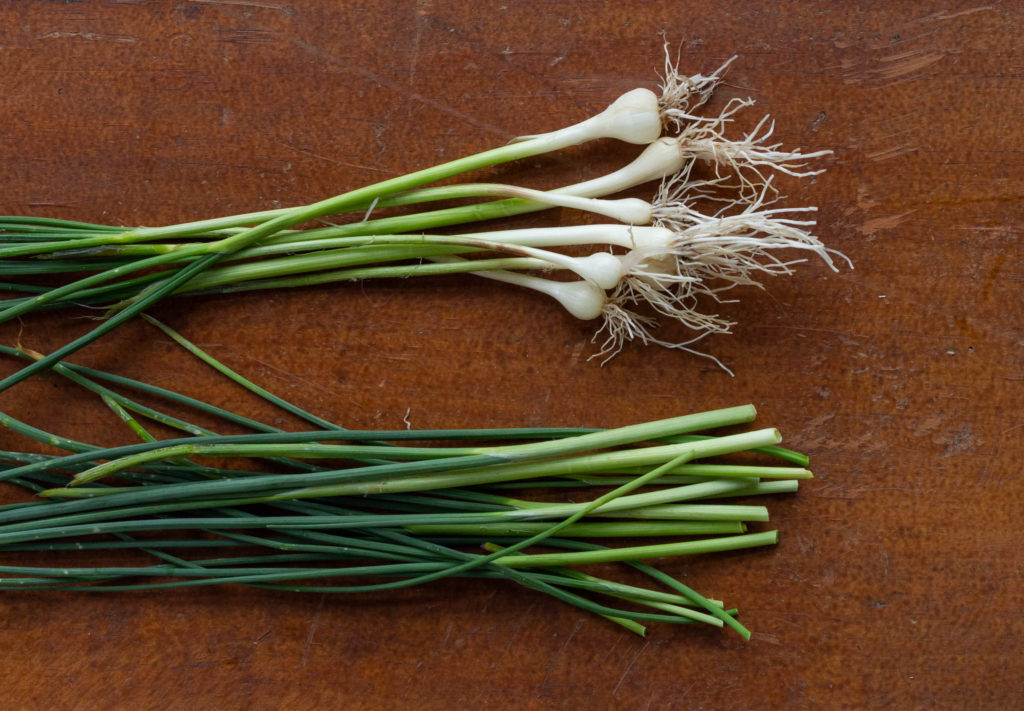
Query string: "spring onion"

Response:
xmin=0 ymin=50 xmax=843 ymax=389
xmin=0 ymin=318 xmax=811 ymax=638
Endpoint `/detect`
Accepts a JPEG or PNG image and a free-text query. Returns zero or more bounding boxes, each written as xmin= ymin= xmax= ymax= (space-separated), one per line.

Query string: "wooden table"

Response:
xmin=1 ymin=2 xmax=1020 ymax=708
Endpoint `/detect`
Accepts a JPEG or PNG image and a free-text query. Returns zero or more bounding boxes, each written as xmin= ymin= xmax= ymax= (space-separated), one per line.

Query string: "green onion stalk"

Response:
xmin=0 ymin=319 xmax=811 ymax=638
xmin=0 ymin=54 xmax=843 ymax=388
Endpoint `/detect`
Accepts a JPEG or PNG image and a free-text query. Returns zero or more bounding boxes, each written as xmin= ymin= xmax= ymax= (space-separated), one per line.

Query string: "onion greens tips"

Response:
xmin=0 ymin=318 xmax=812 ymax=638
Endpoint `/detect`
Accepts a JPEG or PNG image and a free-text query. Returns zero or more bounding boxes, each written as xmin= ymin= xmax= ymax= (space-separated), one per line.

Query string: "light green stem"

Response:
xmin=405 ymin=521 xmax=746 ymax=537
xmin=69 ymin=407 xmax=762 ymax=486
xmin=492 ymin=530 xmax=779 ymax=568
xmin=285 ymin=422 xmax=775 ymax=500
xmin=183 ymin=257 xmax=545 ymax=297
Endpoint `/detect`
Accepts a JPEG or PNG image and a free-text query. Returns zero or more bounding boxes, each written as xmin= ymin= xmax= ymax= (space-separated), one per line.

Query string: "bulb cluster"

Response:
xmin=447 ymin=51 xmax=846 ymax=370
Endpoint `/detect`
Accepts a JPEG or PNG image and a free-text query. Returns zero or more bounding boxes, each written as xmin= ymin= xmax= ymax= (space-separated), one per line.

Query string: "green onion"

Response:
xmin=0 ymin=53 xmax=842 ymax=389
xmin=0 ymin=317 xmax=811 ymax=637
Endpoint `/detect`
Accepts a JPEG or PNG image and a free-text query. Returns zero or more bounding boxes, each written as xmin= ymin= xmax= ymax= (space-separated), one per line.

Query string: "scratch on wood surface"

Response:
xmin=548 ymin=39 xmax=574 ymax=68
xmin=865 ymin=144 xmax=918 ymax=162
xmin=612 ymin=640 xmax=649 ymax=695
xmin=36 ymin=31 xmax=138 ymax=43
xmin=805 ymin=412 xmax=836 ymax=431
xmin=239 ymin=353 xmax=344 ymax=398
xmin=1001 ymin=421 xmax=1024 ymax=437
xmin=859 ymin=211 xmax=915 ymax=236
xmin=408 ymin=0 xmax=430 ymax=85
xmin=876 ymin=50 xmax=945 ymax=82
xmin=539 ymin=618 xmax=584 ymax=689
xmin=300 ymin=593 xmax=326 ymax=668
xmin=841 ymin=49 xmax=945 ymax=86
xmin=599 ymin=633 xmax=625 ymax=664
xmin=189 ymin=0 xmax=297 ymax=14
xmin=835 ymin=6 xmax=993 ymax=50
xmin=856 ymin=186 xmax=881 ymax=212
xmin=276 ymin=141 xmax=392 ymax=174
xmin=928 ymin=6 xmax=995 ymax=21
xmin=217 ymin=28 xmax=276 ymax=44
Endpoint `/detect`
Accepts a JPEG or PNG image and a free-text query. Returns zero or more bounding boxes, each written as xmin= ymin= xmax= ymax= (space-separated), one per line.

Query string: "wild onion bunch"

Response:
xmin=0 ymin=319 xmax=811 ymax=638
xmin=0 ymin=50 xmax=844 ymax=389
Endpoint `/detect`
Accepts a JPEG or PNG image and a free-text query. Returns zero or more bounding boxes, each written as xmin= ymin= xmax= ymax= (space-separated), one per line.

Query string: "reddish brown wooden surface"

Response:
xmin=0 ymin=1 xmax=1020 ymax=709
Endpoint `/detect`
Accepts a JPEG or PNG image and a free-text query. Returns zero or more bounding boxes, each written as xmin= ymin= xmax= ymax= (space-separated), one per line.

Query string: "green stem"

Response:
xmin=167 ymin=245 xmax=483 ymax=298
xmin=284 ymin=424 xmax=775 ymax=500
xmin=0 ymin=134 xmax=568 ymax=262
xmin=0 ymin=253 xmax=220 ymax=393
xmin=404 ymin=520 xmax=746 ymax=537
xmin=58 ymin=407 xmax=759 ymax=486
xmin=140 ymin=315 xmax=338 ymax=432
xmin=183 ymin=256 xmax=541 ymax=297
xmin=492 ymin=530 xmax=779 ymax=568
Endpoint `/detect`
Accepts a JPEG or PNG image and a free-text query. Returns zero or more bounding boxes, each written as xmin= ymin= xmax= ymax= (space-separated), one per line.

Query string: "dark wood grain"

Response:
xmin=0 ymin=1 xmax=1020 ymax=709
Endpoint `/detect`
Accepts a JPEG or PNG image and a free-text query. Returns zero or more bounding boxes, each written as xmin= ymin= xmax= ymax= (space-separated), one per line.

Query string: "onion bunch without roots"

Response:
xmin=0 ymin=48 xmax=845 ymax=388
xmin=0 ymin=318 xmax=812 ymax=638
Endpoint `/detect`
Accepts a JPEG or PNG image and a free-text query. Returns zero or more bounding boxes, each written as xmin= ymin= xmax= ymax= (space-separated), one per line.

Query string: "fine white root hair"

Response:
xmin=677 ymin=99 xmax=834 ymax=203
xmin=580 ymin=50 xmax=840 ymax=370
xmin=650 ymin=161 xmax=754 ymax=222
xmin=584 ymin=176 xmax=849 ymax=372
xmin=662 ymin=181 xmax=851 ymax=289
xmin=658 ymin=45 xmax=737 ymax=133
xmin=615 ymin=248 xmax=733 ymax=335
xmin=590 ymin=299 xmax=734 ymax=375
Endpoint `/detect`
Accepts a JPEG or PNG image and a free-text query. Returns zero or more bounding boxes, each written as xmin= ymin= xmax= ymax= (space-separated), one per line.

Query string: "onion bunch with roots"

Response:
xmin=0 ymin=48 xmax=845 ymax=383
